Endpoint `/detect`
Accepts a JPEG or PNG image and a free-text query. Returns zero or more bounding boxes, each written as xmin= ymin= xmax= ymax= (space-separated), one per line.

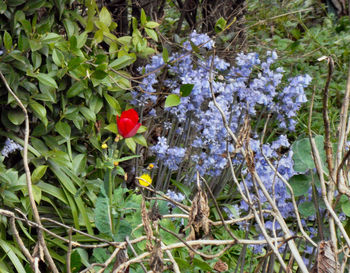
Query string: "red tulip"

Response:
xmin=116 ymin=109 xmax=141 ymax=138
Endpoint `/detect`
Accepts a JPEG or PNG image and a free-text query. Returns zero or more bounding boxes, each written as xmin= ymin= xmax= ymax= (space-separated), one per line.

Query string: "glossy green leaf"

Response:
xmin=7 ymin=110 xmax=25 ymax=125
xmin=67 ymin=81 xmax=86 ymax=98
xmin=109 ymin=55 xmax=135 ymax=69
xmin=29 ymin=100 xmax=48 ymax=127
xmin=140 ymin=9 xmax=146 ymax=26
xmin=180 ymin=84 xmax=194 ymax=97
xmin=79 ymin=106 xmax=96 ymax=122
xmin=55 ymin=121 xmax=71 ymax=139
xmin=35 ymin=73 xmax=58 ymax=88
xmin=165 ymin=94 xmax=180 ymax=108
xmin=104 ymin=93 xmax=121 ymax=114
xmin=32 ymin=165 xmax=48 ymax=183
xmin=72 ymin=154 xmax=87 ymax=176
xmin=3 ymin=31 xmax=12 ymax=51
xmin=52 ymin=48 xmax=64 ymax=67
xmin=342 ymin=200 xmax=350 ymax=217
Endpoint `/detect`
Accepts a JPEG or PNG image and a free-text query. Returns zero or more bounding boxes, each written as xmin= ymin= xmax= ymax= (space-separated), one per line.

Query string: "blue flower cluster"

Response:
xmin=1 ymin=138 xmax=23 ymax=158
xmin=150 ymin=137 xmax=186 ymax=171
xmin=134 ymin=31 xmax=311 ymax=179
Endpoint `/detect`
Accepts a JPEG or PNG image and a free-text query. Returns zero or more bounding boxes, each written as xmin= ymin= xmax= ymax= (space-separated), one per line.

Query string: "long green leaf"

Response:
xmin=0 ymin=239 xmax=26 ymax=273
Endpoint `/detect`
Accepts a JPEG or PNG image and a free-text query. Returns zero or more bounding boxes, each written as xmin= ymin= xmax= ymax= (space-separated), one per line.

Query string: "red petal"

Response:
xmin=117 ymin=118 xmax=135 ymax=138
xmin=123 ymin=123 xmax=141 ymax=138
xmin=120 ymin=109 xmax=139 ymax=124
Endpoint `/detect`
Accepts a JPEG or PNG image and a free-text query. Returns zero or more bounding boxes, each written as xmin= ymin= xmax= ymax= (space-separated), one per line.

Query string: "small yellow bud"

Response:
xmin=147 ymin=163 xmax=154 ymax=170
xmin=124 ymin=173 xmax=128 ymax=181
xmin=137 ymin=174 xmax=152 ymax=187
xmin=113 ymin=161 xmax=119 ymax=167
xmin=101 ymin=143 xmax=108 ymax=149
xmin=115 ymin=135 xmax=121 ymax=142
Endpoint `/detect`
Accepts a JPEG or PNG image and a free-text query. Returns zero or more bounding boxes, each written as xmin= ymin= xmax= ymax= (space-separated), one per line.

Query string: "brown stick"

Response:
xmin=0 ymin=72 xmax=59 ymax=273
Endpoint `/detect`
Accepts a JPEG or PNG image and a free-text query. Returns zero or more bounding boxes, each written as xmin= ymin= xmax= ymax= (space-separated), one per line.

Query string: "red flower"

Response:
xmin=116 ymin=109 xmax=141 ymax=138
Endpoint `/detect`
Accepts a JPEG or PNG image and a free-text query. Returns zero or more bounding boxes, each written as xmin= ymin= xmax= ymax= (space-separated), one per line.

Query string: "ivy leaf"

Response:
xmin=165 ymin=94 xmax=180 ymax=108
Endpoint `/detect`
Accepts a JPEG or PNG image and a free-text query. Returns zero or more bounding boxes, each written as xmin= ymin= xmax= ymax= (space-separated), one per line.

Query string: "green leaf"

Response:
xmin=79 ymin=106 xmax=96 ymax=122
xmin=95 ymin=195 xmax=112 ymax=236
xmin=133 ymin=134 xmax=147 ymax=147
xmin=72 ymin=154 xmax=86 ymax=176
xmin=32 ymin=165 xmax=48 ymax=183
xmin=52 ymin=48 xmax=64 ymax=67
xmin=32 ymin=184 xmax=42 ymax=203
xmin=3 ymin=31 xmax=12 ymax=51
xmin=0 ymin=239 xmax=26 ymax=273
xmin=137 ymin=125 xmax=147 ymax=133
xmin=29 ymin=100 xmax=48 ymax=127
xmin=298 ymin=201 xmax=316 ymax=217
xmin=145 ymin=28 xmax=158 ymax=42
xmin=109 ymin=54 xmax=135 ymax=69
xmin=288 ymin=174 xmax=311 ymax=196
xmin=292 ymin=136 xmax=327 ymax=173
xmin=215 ymin=17 xmax=227 ymax=33
xmin=99 ymin=7 xmax=112 ymax=27
xmin=67 ymin=81 xmax=87 ymax=98
xmin=180 ymin=84 xmax=194 ymax=97
xmin=165 ymin=94 xmax=180 ymax=108
xmin=63 ymin=18 xmax=75 ymax=38
xmin=7 ymin=110 xmax=25 ymax=125
xmin=125 ymin=137 xmax=136 ymax=153
xmin=104 ymin=93 xmax=121 ymax=115
xmin=193 ymin=258 xmax=212 ymax=271
xmin=35 ymin=73 xmax=58 ymax=88
xmin=113 ymin=220 xmax=132 ymax=241
xmin=162 ymin=46 xmax=169 ymax=63
xmin=55 ymin=121 xmax=71 ymax=139
xmin=145 ymin=21 xmax=159 ymax=28
xmin=140 ymin=8 xmax=147 ymax=26
xmin=104 ymin=123 xmax=117 ymax=135
xmin=342 ymin=200 xmax=350 ymax=217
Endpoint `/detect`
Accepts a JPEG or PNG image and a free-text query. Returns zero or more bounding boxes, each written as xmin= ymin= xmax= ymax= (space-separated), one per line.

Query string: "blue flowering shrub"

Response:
xmin=132 ymin=32 xmax=325 ymax=263
xmin=135 ymin=31 xmax=310 ymax=185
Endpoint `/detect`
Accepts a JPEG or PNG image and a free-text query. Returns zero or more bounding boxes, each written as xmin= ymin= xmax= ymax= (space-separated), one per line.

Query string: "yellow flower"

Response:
xmin=101 ymin=143 xmax=108 ymax=149
xmin=113 ymin=161 xmax=119 ymax=167
xmin=147 ymin=163 xmax=154 ymax=170
xmin=137 ymin=173 xmax=152 ymax=187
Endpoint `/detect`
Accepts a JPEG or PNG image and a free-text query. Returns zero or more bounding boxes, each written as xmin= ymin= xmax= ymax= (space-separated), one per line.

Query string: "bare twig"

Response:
xmin=0 ymin=72 xmax=59 ymax=273
xmin=66 ymin=228 xmax=73 ymax=273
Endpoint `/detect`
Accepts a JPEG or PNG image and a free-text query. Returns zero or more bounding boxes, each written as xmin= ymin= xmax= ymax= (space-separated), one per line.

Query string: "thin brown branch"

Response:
xmin=66 ymin=228 xmax=73 ymax=273
xmin=322 ymin=56 xmax=334 ymax=174
xmin=0 ymin=72 xmax=59 ymax=273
